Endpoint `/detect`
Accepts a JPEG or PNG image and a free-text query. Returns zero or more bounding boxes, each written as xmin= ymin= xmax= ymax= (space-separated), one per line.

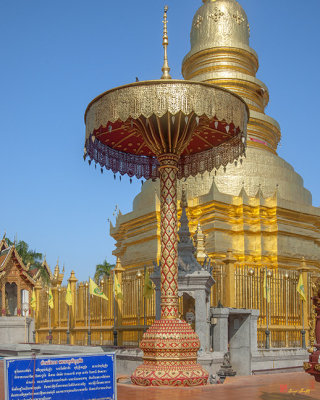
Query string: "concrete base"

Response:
xmin=252 ymin=348 xmax=308 ymax=373
xmin=0 ymin=317 xmax=34 ymax=345
xmin=0 ymin=344 xmax=308 ymax=377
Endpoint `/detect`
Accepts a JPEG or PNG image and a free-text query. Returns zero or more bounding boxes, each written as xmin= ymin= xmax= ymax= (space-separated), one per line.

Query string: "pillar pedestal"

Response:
xmin=131 ymin=319 xmax=208 ymax=386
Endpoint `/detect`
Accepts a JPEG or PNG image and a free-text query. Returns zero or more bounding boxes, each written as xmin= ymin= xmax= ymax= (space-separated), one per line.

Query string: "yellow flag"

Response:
xmin=143 ymin=269 xmax=154 ymax=299
xmin=89 ymin=278 xmax=108 ymax=301
xmin=65 ymin=283 xmax=73 ymax=306
xmin=114 ymin=274 xmax=123 ymax=299
xmin=297 ymin=274 xmax=307 ymax=302
xmin=263 ymin=271 xmax=270 ymax=303
xmin=48 ymin=288 xmax=54 ymax=309
xmin=30 ymin=289 xmax=36 ymax=310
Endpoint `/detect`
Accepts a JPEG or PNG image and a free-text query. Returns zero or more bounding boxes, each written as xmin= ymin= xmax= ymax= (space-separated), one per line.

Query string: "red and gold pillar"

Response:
xmin=131 ymin=154 xmax=208 ymax=386
xmin=17 ymin=281 xmax=21 ymax=316
xmin=158 ymin=154 xmax=179 ymax=320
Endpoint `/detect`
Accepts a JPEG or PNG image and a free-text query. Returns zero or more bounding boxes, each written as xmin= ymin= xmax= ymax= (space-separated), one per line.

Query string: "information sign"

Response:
xmin=4 ymin=352 xmax=116 ymax=400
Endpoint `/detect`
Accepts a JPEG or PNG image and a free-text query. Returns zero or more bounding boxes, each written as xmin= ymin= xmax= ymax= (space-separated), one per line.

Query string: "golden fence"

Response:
xmin=35 ymin=257 xmax=317 ymax=349
xmin=35 ymin=267 xmax=156 ymax=346
xmin=211 ymin=259 xmax=316 ymax=348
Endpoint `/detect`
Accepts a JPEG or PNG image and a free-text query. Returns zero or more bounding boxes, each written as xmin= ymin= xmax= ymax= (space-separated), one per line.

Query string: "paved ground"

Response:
xmin=0 ymin=359 xmax=319 ymax=400
xmin=118 ymin=373 xmax=320 ymax=400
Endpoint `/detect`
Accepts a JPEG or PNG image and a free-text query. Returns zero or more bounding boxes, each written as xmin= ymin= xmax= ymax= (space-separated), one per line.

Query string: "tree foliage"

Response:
xmin=94 ymin=259 xmax=114 ymax=283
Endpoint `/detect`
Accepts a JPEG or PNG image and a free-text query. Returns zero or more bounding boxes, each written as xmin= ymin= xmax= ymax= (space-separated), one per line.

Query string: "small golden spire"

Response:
xmin=161 ymin=6 xmax=172 ymax=80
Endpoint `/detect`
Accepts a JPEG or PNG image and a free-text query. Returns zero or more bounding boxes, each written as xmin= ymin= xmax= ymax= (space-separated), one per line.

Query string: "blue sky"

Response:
xmin=0 ymin=0 xmax=319 ymax=282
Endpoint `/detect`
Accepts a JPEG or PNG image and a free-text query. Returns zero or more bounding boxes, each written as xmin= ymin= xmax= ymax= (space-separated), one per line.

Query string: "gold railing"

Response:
xmin=35 ymin=267 xmax=156 ymax=347
xmin=210 ymin=257 xmax=317 ymax=348
xmin=35 ymin=255 xmax=317 ymax=349
xmin=234 ymin=265 xmax=304 ymax=348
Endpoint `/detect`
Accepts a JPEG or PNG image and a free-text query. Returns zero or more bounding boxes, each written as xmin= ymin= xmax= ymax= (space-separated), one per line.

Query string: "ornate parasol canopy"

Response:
xmin=83 ymin=5 xmax=249 ymax=387
xmin=84 ymin=80 xmax=248 ymax=180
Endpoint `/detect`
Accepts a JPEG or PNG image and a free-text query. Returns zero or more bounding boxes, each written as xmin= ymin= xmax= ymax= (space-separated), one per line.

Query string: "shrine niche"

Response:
xmin=0 ymin=242 xmax=36 ymax=316
xmin=5 ymin=282 xmax=17 ymax=316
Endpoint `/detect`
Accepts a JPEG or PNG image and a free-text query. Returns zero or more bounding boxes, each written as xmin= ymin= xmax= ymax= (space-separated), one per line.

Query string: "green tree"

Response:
xmin=94 ymin=259 xmax=114 ymax=283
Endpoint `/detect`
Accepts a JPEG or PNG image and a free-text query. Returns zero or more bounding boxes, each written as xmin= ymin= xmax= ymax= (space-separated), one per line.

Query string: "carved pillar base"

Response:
xmin=304 ymin=349 xmax=320 ymax=382
xmin=131 ymin=319 xmax=208 ymax=386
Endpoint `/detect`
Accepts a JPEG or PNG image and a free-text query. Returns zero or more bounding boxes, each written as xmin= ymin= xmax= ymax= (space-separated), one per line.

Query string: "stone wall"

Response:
xmin=0 ymin=317 xmax=34 ymax=345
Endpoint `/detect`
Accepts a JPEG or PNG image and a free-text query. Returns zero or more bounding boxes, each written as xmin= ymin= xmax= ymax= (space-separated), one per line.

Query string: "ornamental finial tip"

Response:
xmin=161 ymin=5 xmax=172 ymax=80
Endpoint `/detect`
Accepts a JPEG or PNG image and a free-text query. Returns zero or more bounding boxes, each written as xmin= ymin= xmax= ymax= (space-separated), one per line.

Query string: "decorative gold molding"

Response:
xmin=85 ymin=80 xmax=248 ymax=140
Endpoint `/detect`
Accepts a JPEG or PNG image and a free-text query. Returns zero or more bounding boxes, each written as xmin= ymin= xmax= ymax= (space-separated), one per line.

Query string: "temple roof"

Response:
xmin=0 ymin=245 xmax=36 ymax=285
xmin=0 ymin=234 xmax=9 ymax=252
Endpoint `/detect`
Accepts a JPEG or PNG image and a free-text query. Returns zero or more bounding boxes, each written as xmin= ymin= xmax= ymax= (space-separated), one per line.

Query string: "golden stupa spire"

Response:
xmin=160 ymin=5 xmax=172 ymax=80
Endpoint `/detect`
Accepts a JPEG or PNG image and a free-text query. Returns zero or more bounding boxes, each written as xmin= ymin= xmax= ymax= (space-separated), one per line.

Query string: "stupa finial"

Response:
xmin=161 ymin=6 xmax=172 ymax=80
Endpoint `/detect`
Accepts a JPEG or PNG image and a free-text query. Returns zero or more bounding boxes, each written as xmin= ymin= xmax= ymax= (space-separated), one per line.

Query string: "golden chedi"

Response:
xmin=111 ymin=0 xmax=320 ymax=272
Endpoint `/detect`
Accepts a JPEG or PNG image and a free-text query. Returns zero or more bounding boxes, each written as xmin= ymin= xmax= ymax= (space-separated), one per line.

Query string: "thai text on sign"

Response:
xmin=4 ymin=352 xmax=116 ymax=400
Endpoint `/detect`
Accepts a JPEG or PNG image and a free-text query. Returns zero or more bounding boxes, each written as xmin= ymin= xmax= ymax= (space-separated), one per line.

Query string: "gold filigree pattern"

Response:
xmin=233 ymin=12 xmax=244 ymax=25
xmin=315 ymin=364 xmax=320 ymax=372
xmin=309 ymin=275 xmax=320 ymax=351
xmin=85 ymin=80 xmax=248 ymax=141
xmin=303 ymin=362 xmax=311 ymax=371
xmin=309 ymin=304 xmax=316 ymax=352
xmin=193 ymin=15 xmax=203 ymax=28
xmin=208 ymin=8 xmax=224 ymax=22
xmin=159 ymin=162 xmax=178 ymax=319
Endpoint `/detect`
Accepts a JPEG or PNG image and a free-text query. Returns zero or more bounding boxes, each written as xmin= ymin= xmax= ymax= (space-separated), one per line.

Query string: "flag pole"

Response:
xmin=301 ymin=299 xmax=306 ymax=349
xmin=113 ymin=272 xmax=118 ymax=346
xmin=88 ymin=277 xmax=91 ymax=346
xmin=265 ymin=267 xmax=270 ymax=349
xmin=48 ymin=306 xmax=52 ymax=344
xmin=67 ymin=305 xmax=70 ymax=345
xmin=33 ymin=307 xmax=36 ymax=343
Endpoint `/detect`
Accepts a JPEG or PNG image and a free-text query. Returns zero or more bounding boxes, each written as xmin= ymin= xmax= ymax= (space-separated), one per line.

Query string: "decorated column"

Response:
xmin=17 ymin=281 xmax=21 ymax=316
xmin=1 ymin=282 xmax=5 ymax=316
xmin=158 ymin=155 xmax=179 ymax=320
